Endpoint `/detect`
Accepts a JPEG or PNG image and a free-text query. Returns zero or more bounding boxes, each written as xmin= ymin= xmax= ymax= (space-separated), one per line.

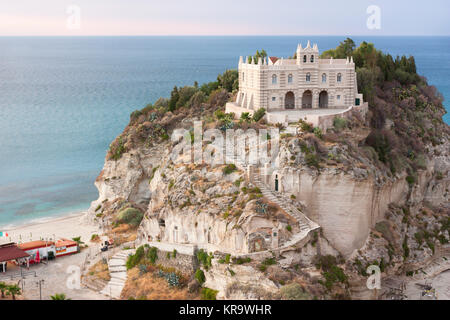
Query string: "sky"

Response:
xmin=0 ymin=0 xmax=449 ymax=36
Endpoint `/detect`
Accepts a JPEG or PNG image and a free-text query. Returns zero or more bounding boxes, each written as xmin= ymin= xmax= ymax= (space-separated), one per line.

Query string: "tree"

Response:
xmin=200 ymin=81 xmax=219 ymax=96
xmin=51 ymin=293 xmax=71 ymax=300
xmin=217 ymin=70 xmax=238 ymax=93
xmin=0 ymin=282 xmax=7 ymax=298
xmin=321 ymin=38 xmax=355 ymax=59
xmin=248 ymin=49 xmax=268 ymax=64
xmin=168 ymin=86 xmax=179 ymax=112
xmin=6 ymin=284 xmax=21 ymax=300
xmin=188 ymin=91 xmax=206 ymax=109
xmin=72 ymin=236 xmax=84 ymax=246
xmin=176 ymin=86 xmax=198 ymax=109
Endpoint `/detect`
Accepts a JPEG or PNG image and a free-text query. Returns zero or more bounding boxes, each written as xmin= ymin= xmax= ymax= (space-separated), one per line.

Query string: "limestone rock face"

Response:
xmin=88 ymin=129 xmax=448 ymax=259
xmin=138 ymin=154 xmax=290 ymax=254
xmin=204 ymin=260 xmax=279 ymax=300
xmin=265 ymin=139 xmax=450 ymax=257
xmin=87 ymin=145 xmax=168 ymax=219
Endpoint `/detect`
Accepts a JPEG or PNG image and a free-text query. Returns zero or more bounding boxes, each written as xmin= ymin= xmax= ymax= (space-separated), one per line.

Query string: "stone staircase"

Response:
xmin=100 ymin=249 xmax=135 ymax=299
xmin=223 ymin=133 xmax=320 ymax=251
xmin=251 ymin=171 xmax=320 ymax=250
xmin=411 ymin=256 xmax=450 ymax=281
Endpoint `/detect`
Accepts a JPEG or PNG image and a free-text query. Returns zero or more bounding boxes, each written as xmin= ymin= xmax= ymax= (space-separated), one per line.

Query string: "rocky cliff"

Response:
xmin=87 ymin=42 xmax=449 ymax=299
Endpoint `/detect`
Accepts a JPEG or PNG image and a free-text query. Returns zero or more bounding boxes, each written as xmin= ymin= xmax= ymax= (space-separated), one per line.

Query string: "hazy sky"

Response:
xmin=0 ymin=0 xmax=449 ymax=36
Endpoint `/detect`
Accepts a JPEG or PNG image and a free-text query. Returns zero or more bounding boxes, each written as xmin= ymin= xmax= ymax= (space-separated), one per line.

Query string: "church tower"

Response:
xmin=296 ymin=41 xmax=319 ymax=67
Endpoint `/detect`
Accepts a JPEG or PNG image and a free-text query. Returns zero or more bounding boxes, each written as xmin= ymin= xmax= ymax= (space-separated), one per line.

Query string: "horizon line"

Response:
xmin=1 ymin=34 xmax=449 ymax=37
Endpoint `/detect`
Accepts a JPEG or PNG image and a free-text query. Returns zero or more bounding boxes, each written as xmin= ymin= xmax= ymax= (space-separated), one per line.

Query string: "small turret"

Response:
xmin=297 ymin=40 xmax=319 ymax=65
xmin=239 ymin=56 xmax=243 ymax=65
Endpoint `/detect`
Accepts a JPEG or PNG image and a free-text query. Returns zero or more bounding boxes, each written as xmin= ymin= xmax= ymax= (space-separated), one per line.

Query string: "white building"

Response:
xmin=227 ymin=41 xmax=364 ymax=114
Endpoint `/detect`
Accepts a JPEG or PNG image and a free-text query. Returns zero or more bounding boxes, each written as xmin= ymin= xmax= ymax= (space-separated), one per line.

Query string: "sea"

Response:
xmin=0 ymin=36 xmax=449 ymax=228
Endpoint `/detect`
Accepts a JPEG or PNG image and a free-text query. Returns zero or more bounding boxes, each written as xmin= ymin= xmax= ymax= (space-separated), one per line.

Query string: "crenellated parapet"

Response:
xmin=232 ymin=41 xmax=363 ymax=112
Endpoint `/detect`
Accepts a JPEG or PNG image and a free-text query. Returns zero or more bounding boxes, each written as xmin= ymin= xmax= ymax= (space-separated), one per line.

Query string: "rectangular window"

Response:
xmin=337 ymin=95 xmax=341 ymax=100
xmin=272 ymin=97 xmax=276 ymax=101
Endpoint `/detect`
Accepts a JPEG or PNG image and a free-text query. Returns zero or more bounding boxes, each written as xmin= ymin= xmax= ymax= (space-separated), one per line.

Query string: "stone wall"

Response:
xmin=143 ymin=241 xmax=198 ymax=275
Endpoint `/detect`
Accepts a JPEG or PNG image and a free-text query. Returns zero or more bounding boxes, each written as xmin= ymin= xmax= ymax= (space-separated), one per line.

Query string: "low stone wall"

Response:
xmin=145 ymin=241 xmax=198 ymax=275
xmin=315 ymin=103 xmax=368 ymax=131
xmin=226 ymin=102 xmax=369 ymax=132
xmin=225 ymin=102 xmax=254 ymax=118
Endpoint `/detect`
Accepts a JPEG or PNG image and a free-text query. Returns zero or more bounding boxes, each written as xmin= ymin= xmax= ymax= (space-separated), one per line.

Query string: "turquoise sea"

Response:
xmin=0 ymin=36 xmax=449 ymax=227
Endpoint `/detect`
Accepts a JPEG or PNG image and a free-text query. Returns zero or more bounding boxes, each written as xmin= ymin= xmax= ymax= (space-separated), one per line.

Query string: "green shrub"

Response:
xmin=233 ymin=257 xmax=251 ymax=265
xmin=196 ymin=249 xmax=212 ymax=270
xmin=240 ymin=112 xmax=252 ymax=123
xmin=402 ymin=236 xmax=410 ymax=259
xmin=313 ymin=127 xmax=323 ymax=139
xmin=116 ymin=207 xmax=144 ymax=228
xmin=299 ymin=119 xmax=313 ymax=133
xmin=333 ymin=117 xmax=347 ymax=131
xmin=280 ymin=283 xmax=310 ymax=300
xmin=262 ymin=257 xmax=276 ymax=266
xmin=195 ymin=269 xmax=205 ymax=284
xmin=406 ymin=175 xmax=416 ymax=185
xmin=252 ymin=108 xmax=266 ymax=122
xmin=147 ymin=247 xmax=158 ymax=264
xmin=201 ymin=288 xmax=218 ymax=300
xmin=258 ymin=264 xmax=267 ymax=272
xmin=305 ymin=153 xmax=320 ymax=169
xmin=126 ymin=246 xmax=145 ymax=270
xmin=109 ymin=136 xmax=126 ymax=161
xmin=223 ymin=164 xmax=237 ymax=175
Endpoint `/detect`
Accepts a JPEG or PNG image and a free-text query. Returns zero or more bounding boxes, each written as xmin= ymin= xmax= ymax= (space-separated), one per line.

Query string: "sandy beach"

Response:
xmin=0 ymin=212 xmax=100 ymax=246
xmin=0 ymin=212 xmax=112 ymax=300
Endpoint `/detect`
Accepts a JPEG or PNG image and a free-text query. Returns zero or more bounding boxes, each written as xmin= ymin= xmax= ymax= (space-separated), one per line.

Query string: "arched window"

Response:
xmin=288 ymin=74 xmax=293 ymax=84
xmin=303 ymin=55 xmax=307 ymax=63
xmin=272 ymin=74 xmax=277 ymax=84
xmin=337 ymin=73 xmax=342 ymax=83
xmin=242 ymin=72 xmax=245 ymax=82
xmin=306 ymin=73 xmax=311 ymax=82
xmin=322 ymin=73 xmax=327 ymax=83
xmin=310 ymin=55 xmax=314 ymax=63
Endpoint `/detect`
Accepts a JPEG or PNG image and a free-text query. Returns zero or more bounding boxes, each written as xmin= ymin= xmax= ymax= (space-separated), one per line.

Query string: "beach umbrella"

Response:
xmin=35 ymin=250 xmax=40 ymax=264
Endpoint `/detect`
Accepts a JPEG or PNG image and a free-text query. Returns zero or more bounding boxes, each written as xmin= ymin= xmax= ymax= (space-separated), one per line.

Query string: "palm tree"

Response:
xmin=50 ymin=293 xmax=71 ymax=300
xmin=6 ymin=284 xmax=21 ymax=300
xmin=0 ymin=282 xmax=7 ymax=298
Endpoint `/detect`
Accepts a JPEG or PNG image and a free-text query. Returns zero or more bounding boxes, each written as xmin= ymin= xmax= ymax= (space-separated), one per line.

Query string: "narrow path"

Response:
xmin=251 ymin=171 xmax=320 ymax=250
xmin=100 ymin=249 xmax=135 ymax=299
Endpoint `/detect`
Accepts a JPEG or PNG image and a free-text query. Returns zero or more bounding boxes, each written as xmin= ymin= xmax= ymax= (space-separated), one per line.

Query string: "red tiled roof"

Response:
xmin=269 ymin=57 xmax=279 ymax=64
xmin=56 ymin=238 xmax=78 ymax=248
xmin=0 ymin=243 xmax=30 ymax=262
xmin=19 ymin=240 xmax=55 ymax=251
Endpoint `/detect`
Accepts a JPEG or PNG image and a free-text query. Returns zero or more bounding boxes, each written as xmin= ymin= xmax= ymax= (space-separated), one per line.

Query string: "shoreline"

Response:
xmin=1 ymin=210 xmax=88 ymax=232
xmin=0 ymin=210 xmax=100 ymax=247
